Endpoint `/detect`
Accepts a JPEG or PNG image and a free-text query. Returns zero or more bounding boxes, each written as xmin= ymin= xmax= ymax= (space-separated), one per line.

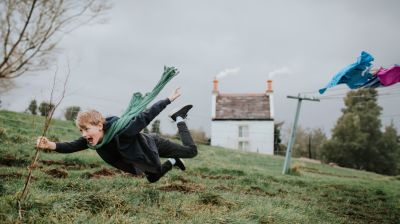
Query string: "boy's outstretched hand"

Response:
xmin=168 ymin=87 xmax=181 ymax=102
xmin=36 ymin=136 xmax=56 ymax=150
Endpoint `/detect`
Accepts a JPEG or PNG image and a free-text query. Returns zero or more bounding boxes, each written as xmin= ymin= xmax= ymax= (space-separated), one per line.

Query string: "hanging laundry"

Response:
xmin=361 ymin=74 xmax=382 ymax=88
xmin=319 ymin=51 xmax=375 ymax=94
xmin=377 ymin=65 xmax=400 ymax=86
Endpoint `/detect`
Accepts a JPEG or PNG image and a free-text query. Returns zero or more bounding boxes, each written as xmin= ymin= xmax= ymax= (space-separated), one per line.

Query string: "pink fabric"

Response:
xmin=377 ymin=66 xmax=400 ymax=86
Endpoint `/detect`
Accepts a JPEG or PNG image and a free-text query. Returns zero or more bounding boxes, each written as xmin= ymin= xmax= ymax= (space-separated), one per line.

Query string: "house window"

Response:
xmin=238 ymin=141 xmax=249 ymax=151
xmin=238 ymin=125 xmax=249 ymax=138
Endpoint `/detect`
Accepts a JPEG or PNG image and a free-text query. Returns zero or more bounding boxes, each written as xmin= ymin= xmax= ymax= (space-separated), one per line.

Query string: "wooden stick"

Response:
xmin=16 ymin=65 xmax=70 ymax=220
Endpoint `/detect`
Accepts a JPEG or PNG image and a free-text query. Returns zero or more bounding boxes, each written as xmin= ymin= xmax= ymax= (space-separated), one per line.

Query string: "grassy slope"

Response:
xmin=0 ymin=110 xmax=399 ymax=223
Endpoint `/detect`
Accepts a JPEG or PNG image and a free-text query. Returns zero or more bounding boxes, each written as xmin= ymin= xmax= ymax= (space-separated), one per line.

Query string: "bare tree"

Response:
xmin=0 ymin=0 xmax=110 ymax=82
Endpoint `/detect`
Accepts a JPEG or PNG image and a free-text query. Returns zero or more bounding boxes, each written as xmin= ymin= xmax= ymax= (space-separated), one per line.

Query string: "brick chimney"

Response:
xmin=213 ymin=78 xmax=219 ymax=93
xmin=266 ymin=80 xmax=273 ymax=93
xmin=266 ymin=80 xmax=274 ymax=118
xmin=211 ymin=78 xmax=219 ymax=119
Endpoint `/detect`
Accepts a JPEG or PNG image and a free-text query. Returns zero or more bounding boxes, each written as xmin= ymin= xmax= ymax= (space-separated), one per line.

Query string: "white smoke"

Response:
xmin=216 ymin=67 xmax=241 ymax=80
xmin=268 ymin=67 xmax=291 ymax=79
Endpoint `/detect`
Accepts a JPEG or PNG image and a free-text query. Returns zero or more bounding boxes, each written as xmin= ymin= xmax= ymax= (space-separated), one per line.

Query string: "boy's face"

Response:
xmin=79 ymin=123 xmax=104 ymax=146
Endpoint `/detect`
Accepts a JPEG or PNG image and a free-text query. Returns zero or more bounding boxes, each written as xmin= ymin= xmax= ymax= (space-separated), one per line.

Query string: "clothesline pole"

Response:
xmin=282 ymin=94 xmax=320 ymax=175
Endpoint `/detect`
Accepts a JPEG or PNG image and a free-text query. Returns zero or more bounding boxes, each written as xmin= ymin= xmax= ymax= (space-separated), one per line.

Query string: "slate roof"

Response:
xmin=214 ymin=93 xmax=272 ymax=120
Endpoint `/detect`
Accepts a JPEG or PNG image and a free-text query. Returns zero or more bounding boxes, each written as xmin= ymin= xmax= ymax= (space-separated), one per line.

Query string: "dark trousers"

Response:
xmin=145 ymin=122 xmax=197 ymax=183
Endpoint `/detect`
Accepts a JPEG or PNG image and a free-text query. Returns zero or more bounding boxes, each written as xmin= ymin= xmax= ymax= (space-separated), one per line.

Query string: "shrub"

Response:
xmin=190 ymin=129 xmax=209 ymax=145
xmin=64 ymin=106 xmax=80 ymax=121
xmin=39 ymin=102 xmax=55 ymax=117
xmin=27 ymin=99 xmax=38 ymax=115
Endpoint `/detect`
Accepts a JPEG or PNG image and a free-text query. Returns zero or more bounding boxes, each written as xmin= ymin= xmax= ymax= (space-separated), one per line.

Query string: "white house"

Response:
xmin=210 ymin=79 xmax=275 ymax=154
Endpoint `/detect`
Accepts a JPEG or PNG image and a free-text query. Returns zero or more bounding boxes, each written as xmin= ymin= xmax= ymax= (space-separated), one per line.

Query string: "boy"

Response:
xmin=36 ymin=88 xmax=197 ymax=183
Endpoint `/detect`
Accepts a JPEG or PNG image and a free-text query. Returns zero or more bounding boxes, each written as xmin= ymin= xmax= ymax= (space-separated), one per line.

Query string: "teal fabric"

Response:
xmin=319 ymin=51 xmax=374 ymax=94
xmin=89 ymin=66 xmax=178 ymax=149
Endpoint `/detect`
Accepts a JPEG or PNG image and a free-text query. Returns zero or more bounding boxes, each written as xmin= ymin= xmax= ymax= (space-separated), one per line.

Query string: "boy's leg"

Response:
xmin=153 ymin=122 xmax=197 ymax=158
xmin=145 ymin=105 xmax=198 ymax=183
xmin=145 ymin=160 xmax=173 ymax=183
xmin=146 ymin=125 xmax=195 ymax=183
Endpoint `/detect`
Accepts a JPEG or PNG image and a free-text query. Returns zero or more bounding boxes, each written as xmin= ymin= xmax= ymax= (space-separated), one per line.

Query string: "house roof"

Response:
xmin=214 ymin=93 xmax=272 ymax=120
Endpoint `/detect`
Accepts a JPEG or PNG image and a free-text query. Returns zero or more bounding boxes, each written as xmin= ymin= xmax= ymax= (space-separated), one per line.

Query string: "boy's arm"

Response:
xmin=125 ymin=87 xmax=181 ymax=134
xmin=55 ymin=137 xmax=88 ymax=153
xmin=128 ymin=98 xmax=171 ymax=134
xmin=37 ymin=136 xmax=88 ymax=153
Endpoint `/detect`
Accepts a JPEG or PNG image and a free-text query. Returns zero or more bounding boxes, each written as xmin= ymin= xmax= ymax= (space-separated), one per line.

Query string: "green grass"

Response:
xmin=1 ymin=110 xmax=399 ymax=223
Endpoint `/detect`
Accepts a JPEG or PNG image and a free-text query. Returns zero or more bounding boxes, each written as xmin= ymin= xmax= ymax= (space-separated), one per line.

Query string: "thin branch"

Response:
xmin=16 ymin=65 xmax=70 ymax=220
xmin=1 ymin=1 xmax=61 ymax=77
xmin=2 ymin=0 xmax=102 ymax=79
xmin=3 ymin=0 xmax=13 ymax=58
xmin=0 ymin=0 xmax=110 ymax=79
xmin=0 ymin=0 xmax=37 ymax=70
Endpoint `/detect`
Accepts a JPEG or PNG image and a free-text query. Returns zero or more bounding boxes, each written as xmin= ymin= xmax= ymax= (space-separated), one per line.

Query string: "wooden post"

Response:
xmin=282 ymin=95 xmax=319 ymax=174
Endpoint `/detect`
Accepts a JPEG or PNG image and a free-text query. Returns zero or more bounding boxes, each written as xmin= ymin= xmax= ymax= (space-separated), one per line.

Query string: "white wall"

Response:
xmin=211 ymin=93 xmax=217 ymax=119
xmin=211 ymin=120 xmax=274 ymax=155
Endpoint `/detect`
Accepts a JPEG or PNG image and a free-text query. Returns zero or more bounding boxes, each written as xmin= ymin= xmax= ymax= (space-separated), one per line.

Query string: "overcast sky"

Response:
xmin=2 ymin=0 xmax=400 ymax=138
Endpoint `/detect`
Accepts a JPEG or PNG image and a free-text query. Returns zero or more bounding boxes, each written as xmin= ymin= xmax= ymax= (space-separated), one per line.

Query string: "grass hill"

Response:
xmin=0 ymin=110 xmax=399 ymax=223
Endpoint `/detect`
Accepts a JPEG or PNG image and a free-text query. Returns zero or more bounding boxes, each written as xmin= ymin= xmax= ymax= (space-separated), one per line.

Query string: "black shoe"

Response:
xmin=174 ymin=158 xmax=186 ymax=171
xmin=169 ymin=104 xmax=193 ymax=121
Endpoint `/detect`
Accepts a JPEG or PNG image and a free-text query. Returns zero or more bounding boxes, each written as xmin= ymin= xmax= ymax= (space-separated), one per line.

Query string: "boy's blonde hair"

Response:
xmin=75 ymin=110 xmax=105 ymax=128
